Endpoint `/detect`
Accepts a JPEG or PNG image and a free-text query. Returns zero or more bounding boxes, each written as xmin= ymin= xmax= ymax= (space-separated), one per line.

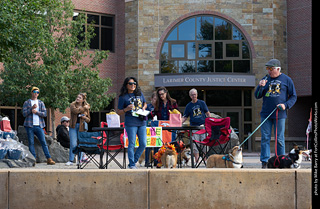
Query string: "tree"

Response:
xmin=0 ymin=0 xmax=115 ymax=136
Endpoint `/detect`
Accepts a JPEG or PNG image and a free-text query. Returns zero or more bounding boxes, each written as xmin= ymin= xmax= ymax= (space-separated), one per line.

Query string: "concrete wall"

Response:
xmin=0 ymin=169 xmax=311 ymax=209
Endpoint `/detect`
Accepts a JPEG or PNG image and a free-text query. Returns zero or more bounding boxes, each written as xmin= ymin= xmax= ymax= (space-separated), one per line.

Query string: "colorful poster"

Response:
xmin=124 ymin=127 xmax=162 ymax=148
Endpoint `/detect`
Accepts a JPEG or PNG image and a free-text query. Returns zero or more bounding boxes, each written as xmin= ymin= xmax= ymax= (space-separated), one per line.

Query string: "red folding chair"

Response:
xmin=193 ymin=117 xmax=232 ymax=168
xmin=98 ymin=122 xmax=126 ymax=169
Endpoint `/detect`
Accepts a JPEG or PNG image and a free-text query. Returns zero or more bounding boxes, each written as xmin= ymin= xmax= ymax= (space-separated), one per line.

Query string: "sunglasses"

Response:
xmin=63 ymin=121 xmax=70 ymax=123
xmin=32 ymin=90 xmax=40 ymax=94
xmin=127 ymin=82 xmax=137 ymax=85
xmin=266 ymin=66 xmax=275 ymax=71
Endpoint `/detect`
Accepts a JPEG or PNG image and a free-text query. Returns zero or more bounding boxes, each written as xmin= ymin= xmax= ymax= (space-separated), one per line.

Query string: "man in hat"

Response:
xmin=255 ymin=59 xmax=297 ymax=168
xmin=56 ymin=116 xmax=70 ymax=149
xmin=22 ymin=87 xmax=55 ymax=165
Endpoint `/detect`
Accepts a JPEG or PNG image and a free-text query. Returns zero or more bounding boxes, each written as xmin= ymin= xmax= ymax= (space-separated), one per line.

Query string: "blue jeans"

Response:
xmin=260 ymin=117 xmax=286 ymax=162
xmin=69 ymin=123 xmax=81 ymax=162
xmin=126 ymin=125 xmax=147 ymax=167
xmin=25 ymin=126 xmax=51 ymax=159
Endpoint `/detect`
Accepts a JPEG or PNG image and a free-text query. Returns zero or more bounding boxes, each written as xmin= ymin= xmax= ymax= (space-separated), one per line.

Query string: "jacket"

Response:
xmin=22 ymin=99 xmax=47 ymax=128
xmin=56 ymin=125 xmax=70 ymax=148
xmin=69 ymin=101 xmax=90 ymax=132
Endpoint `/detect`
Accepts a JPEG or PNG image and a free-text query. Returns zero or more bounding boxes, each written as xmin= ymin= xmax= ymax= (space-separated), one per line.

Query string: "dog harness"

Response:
xmin=222 ymin=154 xmax=242 ymax=167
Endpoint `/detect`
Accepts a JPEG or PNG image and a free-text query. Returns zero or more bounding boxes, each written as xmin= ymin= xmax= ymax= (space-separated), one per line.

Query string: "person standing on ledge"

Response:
xmin=254 ymin=59 xmax=297 ymax=168
xmin=22 ymin=87 xmax=55 ymax=165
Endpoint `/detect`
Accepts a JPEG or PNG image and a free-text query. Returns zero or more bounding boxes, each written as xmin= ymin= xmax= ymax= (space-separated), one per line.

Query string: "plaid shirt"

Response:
xmin=22 ymin=99 xmax=47 ymax=128
xmin=154 ymin=100 xmax=179 ymax=120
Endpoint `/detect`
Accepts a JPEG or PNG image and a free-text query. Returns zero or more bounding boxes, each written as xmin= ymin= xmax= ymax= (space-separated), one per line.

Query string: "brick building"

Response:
xmin=0 ymin=0 xmax=312 ymax=152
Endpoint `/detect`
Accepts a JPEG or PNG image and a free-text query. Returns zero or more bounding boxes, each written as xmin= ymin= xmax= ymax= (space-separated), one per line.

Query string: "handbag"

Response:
xmin=0 ymin=117 xmax=12 ymax=132
xmin=169 ymin=113 xmax=182 ymax=127
xmin=106 ymin=109 xmax=120 ymax=127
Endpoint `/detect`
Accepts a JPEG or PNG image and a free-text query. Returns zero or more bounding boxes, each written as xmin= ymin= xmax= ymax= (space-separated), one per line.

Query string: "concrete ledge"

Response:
xmin=0 ymin=169 xmax=312 ymax=209
xmin=8 ymin=169 xmax=148 ymax=209
xmin=150 ymin=169 xmax=296 ymax=208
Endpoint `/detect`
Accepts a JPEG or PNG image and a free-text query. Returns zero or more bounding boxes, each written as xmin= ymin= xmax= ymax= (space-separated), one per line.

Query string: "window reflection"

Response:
xmin=171 ymin=44 xmax=185 ymax=58
xmin=187 ymin=42 xmax=196 ymax=59
xmin=226 ymin=43 xmax=239 ymax=57
xmin=160 ymin=15 xmax=251 ymax=74
xmin=178 ymin=18 xmax=195 ymax=40
xmin=197 ymin=16 xmax=213 ymax=40
xmin=197 ymin=60 xmax=214 ymax=72
xmin=199 ymin=44 xmax=212 ymax=58
xmin=167 ymin=27 xmax=177 ymax=41
xmin=179 ymin=61 xmax=195 ymax=73
xmin=215 ymin=18 xmax=232 ymax=40
xmin=216 ymin=60 xmax=232 ymax=72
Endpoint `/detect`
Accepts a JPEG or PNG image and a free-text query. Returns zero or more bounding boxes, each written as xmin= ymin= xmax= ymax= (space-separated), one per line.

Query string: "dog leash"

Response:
xmin=273 ymin=108 xmax=281 ymax=168
xmin=239 ymin=106 xmax=278 ymax=148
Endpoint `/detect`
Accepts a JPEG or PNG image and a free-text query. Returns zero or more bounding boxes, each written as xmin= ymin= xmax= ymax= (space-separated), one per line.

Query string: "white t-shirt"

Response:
xmin=31 ymin=99 xmax=40 ymax=126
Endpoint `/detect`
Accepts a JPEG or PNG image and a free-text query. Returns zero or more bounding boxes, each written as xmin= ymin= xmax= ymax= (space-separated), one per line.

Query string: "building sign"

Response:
xmin=154 ymin=73 xmax=256 ymax=87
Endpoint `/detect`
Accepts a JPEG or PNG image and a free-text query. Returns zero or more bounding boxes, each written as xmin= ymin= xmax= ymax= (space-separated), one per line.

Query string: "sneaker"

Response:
xmin=261 ymin=162 xmax=267 ymax=169
xmin=65 ymin=161 xmax=73 ymax=166
xmin=129 ymin=165 xmax=138 ymax=169
xmin=47 ymin=158 xmax=56 ymax=165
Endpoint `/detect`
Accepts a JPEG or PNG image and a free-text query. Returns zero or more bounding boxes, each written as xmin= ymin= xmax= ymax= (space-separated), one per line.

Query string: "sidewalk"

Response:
xmin=16 ymin=151 xmax=311 ymax=170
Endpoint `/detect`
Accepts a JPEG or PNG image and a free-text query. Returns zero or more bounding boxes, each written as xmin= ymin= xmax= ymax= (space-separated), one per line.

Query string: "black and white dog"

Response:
xmin=267 ymin=144 xmax=304 ymax=169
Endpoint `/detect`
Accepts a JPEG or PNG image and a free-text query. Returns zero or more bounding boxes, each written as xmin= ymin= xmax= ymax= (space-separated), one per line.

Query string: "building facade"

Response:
xmin=0 ymin=0 xmax=312 ymax=152
xmin=125 ymin=0 xmax=311 ymax=151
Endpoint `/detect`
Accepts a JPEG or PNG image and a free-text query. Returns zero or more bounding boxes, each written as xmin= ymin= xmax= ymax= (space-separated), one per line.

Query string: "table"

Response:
xmin=92 ymin=127 xmax=125 ymax=169
xmin=92 ymin=126 xmax=203 ymax=168
xmin=162 ymin=126 xmax=203 ymax=168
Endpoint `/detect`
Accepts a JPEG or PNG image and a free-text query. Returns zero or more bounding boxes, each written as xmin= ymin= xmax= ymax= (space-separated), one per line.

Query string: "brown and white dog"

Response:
xmin=161 ymin=148 xmax=178 ymax=168
xmin=206 ymin=146 xmax=243 ymax=168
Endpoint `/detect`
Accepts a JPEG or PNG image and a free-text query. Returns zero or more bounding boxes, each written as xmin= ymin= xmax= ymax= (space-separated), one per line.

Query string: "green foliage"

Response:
xmin=0 ymin=0 xmax=114 ymax=112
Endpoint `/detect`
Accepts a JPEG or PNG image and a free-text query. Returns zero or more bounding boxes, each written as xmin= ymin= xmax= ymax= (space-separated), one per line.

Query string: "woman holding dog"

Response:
xmin=117 ymin=77 xmax=147 ymax=169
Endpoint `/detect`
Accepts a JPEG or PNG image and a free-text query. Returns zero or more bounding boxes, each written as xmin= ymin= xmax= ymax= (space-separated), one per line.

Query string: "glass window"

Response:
xmin=160 ymin=15 xmax=251 ymax=74
xmin=75 ymin=11 xmax=115 ymax=52
xmin=161 ymin=42 xmax=169 ymax=58
xmin=197 ymin=60 xmax=214 ymax=72
xmin=198 ymin=44 xmax=212 ymax=58
xmin=161 ymin=60 xmax=178 ymax=73
xmin=216 ymin=60 xmax=232 ymax=72
xmin=179 ymin=61 xmax=195 ymax=73
xmin=234 ymin=60 xmax=250 ymax=73
xmin=87 ymin=14 xmax=99 ymax=25
xmin=206 ymin=90 xmax=242 ymax=106
xmin=90 ymin=27 xmax=100 ymax=49
xmin=187 ymin=42 xmax=196 ymax=59
xmin=178 ymin=18 xmax=195 ymax=40
xmin=226 ymin=43 xmax=239 ymax=57
xmin=197 ymin=16 xmax=213 ymax=40
xmin=232 ymin=26 xmax=244 ymax=40
xmin=215 ymin=18 xmax=232 ymax=40
xmin=242 ymin=42 xmax=250 ymax=59
xmin=101 ymin=28 xmax=113 ymax=51
xmin=171 ymin=44 xmax=185 ymax=58
xmin=167 ymin=27 xmax=177 ymax=41
xmin=101 ymin=16 xmax=113 ymax=27
xmin=215 ymin=42 xmax=223 ymax=59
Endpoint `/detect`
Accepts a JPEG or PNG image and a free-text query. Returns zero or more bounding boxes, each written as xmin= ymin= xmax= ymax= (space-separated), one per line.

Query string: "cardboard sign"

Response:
xmin=124 ymin=127 xmax=162 ymax=148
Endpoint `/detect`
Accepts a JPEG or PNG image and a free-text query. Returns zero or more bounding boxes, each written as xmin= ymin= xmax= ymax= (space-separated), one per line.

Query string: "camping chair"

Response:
xmin=76 ymin=131 xmax=102 ymax=169
xmin=193 ymin=117 xmax=232 ymax=168
xmin=98 ymin=122 xmax=126 ymax=169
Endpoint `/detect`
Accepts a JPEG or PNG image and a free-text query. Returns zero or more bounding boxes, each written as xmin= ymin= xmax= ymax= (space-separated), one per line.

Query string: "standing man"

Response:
xmin=22 ymin=87 xmax=55 ymax=165
xmin=182 ymin=88 xmax=211 ymax=162
xmin=255 ymin=59 xmax=297 ymax=168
